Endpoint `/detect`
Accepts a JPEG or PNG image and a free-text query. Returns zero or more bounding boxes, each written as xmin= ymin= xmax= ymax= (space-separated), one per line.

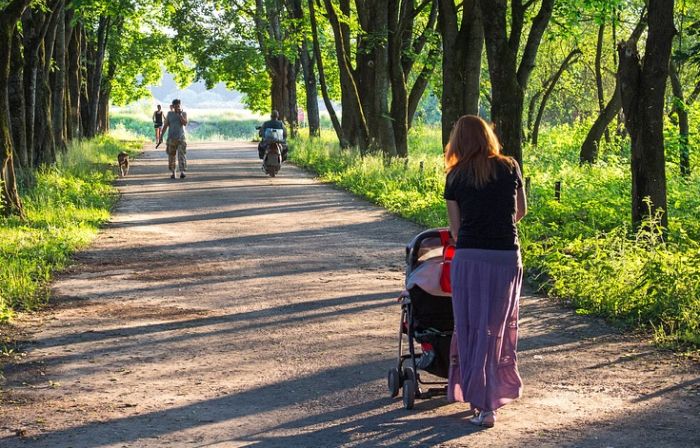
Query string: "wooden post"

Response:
xmin=525 ymin=176 xmax=531 ymax=196
xmin=554 ymin=181 xmax=561 ymax=201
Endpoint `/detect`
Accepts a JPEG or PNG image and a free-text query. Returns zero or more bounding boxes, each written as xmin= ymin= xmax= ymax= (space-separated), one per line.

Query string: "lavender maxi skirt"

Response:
xmin=447 ymin=248 xmax=523 ymax=412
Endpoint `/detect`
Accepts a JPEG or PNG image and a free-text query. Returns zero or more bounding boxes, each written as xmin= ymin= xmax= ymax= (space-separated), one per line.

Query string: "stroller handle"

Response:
xmin=405 ymin=227 xmax=452 ymax=268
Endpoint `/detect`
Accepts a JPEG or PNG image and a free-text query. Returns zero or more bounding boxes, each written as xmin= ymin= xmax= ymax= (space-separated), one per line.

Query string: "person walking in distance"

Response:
xmin=152 ymin=104 xmax=164 ymax=143
xmin=159 ymin=99 xmax=189 ymax=179
xmin=443 ymin=115 xmax=527 ymax=428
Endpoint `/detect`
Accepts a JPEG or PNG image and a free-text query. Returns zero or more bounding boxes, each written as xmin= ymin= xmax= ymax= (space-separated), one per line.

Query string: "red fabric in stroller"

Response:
xmin=404 ymin=227 xmax=454 ymax=378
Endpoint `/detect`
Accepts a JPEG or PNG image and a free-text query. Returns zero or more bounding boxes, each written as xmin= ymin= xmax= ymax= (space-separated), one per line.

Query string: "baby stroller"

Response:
xmin=387 ymin=228 xmax=455 ymax=409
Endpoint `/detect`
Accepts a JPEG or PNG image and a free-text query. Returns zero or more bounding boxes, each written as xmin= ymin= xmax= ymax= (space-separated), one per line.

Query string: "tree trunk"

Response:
xmin=356 ymin=0 xmax=395 ymax=155
xmin=85 ymin=16 xmax=110 ymax=138
xmin=618 ymin=0 xmax=674 ymax=228
xmin=323 ymin=0 xmax=370 ymax=151
xmin=579 ymin=14 xmax=647 ymax=164
xmin=252 ymin=0 xmax=297 ymax=127
xmin=526 ymin=89 xmax=543 ymax=133
xmin=299 ymin=40 xmax=320 ymax=137
xmin=22 ymin=9 xmax=50 ymax=167
xmin=388 ymin=0 xmax=439 ymax=155
xmin=579 ymin=84 xmax=621 ymax=164
xmin=288 ymin=0 xmax=320 ymax=137
xmin=669 ymin=60 xmax=690 ymax=176
xmin=9 ymin=29 xmax=27 ymax=169
xmin=286 ymin=58 xmax=299 ymax=137
xmin=531 ymin=48 xmax=581 ymax=146
xmin=66 ymin=20 xmax=81 ymax=141
xmin=407 ymin=50 xmax=438 ymax=129
xmin=97 ymin=77 xmax=110 ymax=134
xmin=308 ymin=0 xmax=346 ymax=146
xmin=479 ymin=0 xmax=554 ymax=167
xmin=388 ymin=0 xmax=410 ymax=157
xmin=51 ymin=1 xmax=66 ymax=151
xmin=339 ymin=0 xmax=359 ymax=147
xmin=0 ymin=0 xmax=33 ymax=218
xmin=97 ymin=36 xmax=119 ymax=136
xmin=594 ymin=22 xmax=610 ymax=143
xmin=438 ymin=0 xmax=483 ymax=147
xmin=79 ymin=24 xmax=90 ymax=138
xmin=34 ymin=0 xmax=62 ymax=166
xmin=270 ymin=57 xmax=292 ymax=122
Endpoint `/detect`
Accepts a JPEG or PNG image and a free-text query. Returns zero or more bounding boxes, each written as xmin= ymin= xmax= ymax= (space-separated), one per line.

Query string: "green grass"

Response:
xmin=289 ymin=119 xmax=700 ymax=351
xmin=0 ymin=133 xmax=143 ymax=321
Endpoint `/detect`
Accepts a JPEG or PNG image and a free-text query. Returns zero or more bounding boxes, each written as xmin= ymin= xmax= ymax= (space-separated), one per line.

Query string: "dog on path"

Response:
xmin=117 ymin=152 xmax=130 ymax=177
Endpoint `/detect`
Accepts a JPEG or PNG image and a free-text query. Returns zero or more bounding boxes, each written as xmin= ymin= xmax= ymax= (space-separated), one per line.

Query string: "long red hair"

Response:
xmin=444 ymin=115 xmax=514 ymax=189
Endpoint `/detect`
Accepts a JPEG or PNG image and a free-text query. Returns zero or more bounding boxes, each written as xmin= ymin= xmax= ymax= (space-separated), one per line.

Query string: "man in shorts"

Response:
xmin=159 ymin=99 xmax=189 ymax=179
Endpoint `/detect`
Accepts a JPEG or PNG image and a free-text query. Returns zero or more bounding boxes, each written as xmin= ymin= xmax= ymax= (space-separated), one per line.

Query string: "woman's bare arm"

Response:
xmin=446 ymin=200 xmax=460 ymax=241
xmin=515 ymin=187 xmax=527 ymax=222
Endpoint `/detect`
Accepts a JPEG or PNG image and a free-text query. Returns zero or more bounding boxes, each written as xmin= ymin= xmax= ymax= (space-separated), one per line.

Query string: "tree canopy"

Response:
xmin=0 ymin=0 xmax=696 ymax=228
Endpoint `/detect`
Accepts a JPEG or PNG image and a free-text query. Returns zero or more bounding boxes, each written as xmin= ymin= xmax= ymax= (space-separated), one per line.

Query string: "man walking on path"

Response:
xmin=159 ymin=99 xmax=189 ymax=179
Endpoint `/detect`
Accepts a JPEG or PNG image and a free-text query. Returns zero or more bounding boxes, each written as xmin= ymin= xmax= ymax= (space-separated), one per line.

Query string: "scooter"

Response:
xmin=262 ymin=141 xmax=283 ymax=177
xmin=256 ymin=126 xmax=286 ymax=177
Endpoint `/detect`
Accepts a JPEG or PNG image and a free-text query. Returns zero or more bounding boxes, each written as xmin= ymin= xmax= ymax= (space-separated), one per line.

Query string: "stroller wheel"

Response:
xmin=402 ymin=366 xmax=415 ymax=383
xmin=403 ymin=379 xmax=416 ymax=410
xmin=387 ymin=368 xmax=400 ymax=398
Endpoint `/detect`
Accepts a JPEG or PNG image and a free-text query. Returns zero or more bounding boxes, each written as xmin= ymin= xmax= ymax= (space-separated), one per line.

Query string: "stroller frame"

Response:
xmin=387 ymin=228 xmax=454 ymax=410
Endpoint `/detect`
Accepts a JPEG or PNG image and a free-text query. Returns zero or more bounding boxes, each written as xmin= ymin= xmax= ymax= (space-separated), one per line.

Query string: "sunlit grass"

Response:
xmin=0 ymin=135 xmax=143 ymax=321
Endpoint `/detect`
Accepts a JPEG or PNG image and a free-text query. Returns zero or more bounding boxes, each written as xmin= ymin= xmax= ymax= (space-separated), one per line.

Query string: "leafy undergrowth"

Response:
xmin=289 ymin=123 xmax=700 ymax=351
xmin=0 ymin=134 xmax=143 ymax=321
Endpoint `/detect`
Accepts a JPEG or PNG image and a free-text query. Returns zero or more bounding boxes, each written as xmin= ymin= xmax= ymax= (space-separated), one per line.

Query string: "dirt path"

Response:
xmin=1 ymin=141 xmax=698 ymax=448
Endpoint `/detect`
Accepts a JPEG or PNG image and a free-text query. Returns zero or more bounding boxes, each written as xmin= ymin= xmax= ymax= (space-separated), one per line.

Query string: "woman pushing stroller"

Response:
xmin=444 ymin=115 xmax=527 ymax=428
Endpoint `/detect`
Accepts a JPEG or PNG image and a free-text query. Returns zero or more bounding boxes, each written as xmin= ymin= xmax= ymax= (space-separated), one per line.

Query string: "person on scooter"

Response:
xmin=258 ymin=110 xmax=288 ymax=161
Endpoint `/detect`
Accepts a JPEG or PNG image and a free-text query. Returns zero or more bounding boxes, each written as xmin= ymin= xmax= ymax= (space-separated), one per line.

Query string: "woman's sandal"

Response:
xmin=469 ymin=410 xmax=496 ymax=428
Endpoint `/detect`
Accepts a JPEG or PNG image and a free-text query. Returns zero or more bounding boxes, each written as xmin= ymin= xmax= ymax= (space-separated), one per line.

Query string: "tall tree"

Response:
xmin=437 ymin=0 xmax=483 ymax=147
xmin=84 ymin=15 xmax=110 ymax=138
xmin=356 ymin=0 xmax=396 ymax=154
xmin=8 ymin=29 xmax=27 ymax=168
xmin=618 ymin=0 xmax=675 ymax=227
xmin=34 ymin=0 xmax=63 ymax=166
xmin=669 ymin=59 xmax=690 ymax=176
xmin=594 ymin=21 xmax=611 ymax=143
xmin=253 ymin=0 xmax=299 ymax=129
xmin=530 ymin=47 xmax=582 ymax=146
xmin=65 ymin=19 xmax=82 ymax=141
xmin=323 ymin=0 xmax=371 ymax=151
xmin=51 ymin=0 xmax=67 ymax=152
xmin=389 ymin=0 xmax=440 ymax=157
xmin=479 ymin=0 xmax=555 ymax=167
xmin=289 ymin=0 xmax=320 ymax=137
xmin=22 ymin=4 xmax=53 ymax=166
xmin=308 ymin=0 xmax=346 ymax=145
xmin=579 ymin=13 xmax=647 ymax=164
xmin=0 ymin=0 xmax=33 ymax=217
